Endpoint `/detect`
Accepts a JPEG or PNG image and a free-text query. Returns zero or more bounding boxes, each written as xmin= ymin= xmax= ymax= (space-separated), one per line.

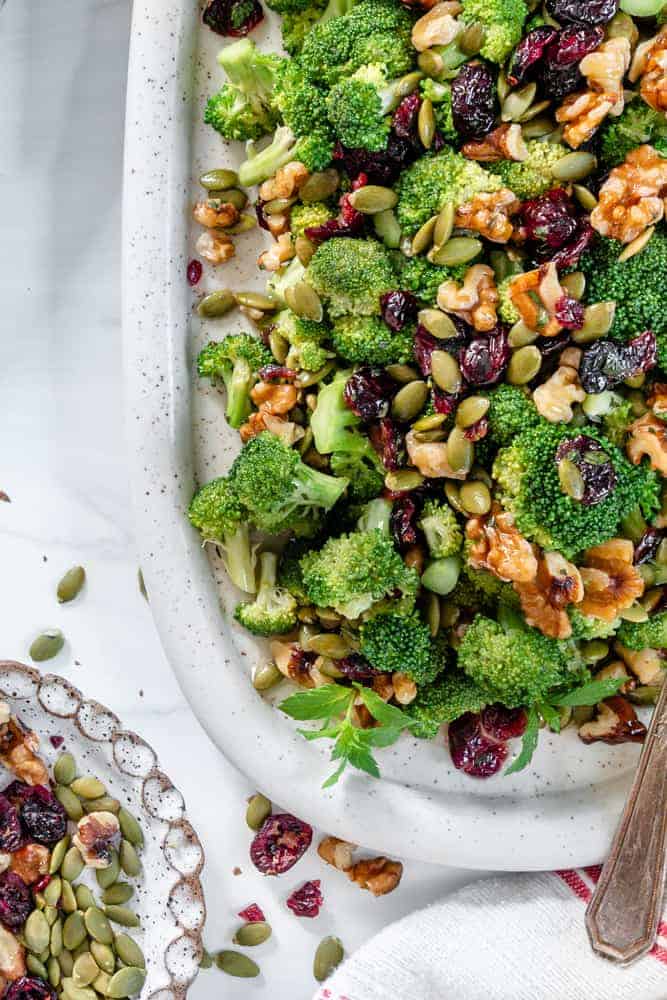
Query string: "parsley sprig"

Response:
xmin=280 ymin=682 xmax=413 ymax=787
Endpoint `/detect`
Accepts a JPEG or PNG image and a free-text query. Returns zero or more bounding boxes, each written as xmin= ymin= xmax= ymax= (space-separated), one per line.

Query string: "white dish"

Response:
xmin=122 ymin=0 xmax=645 ymax=871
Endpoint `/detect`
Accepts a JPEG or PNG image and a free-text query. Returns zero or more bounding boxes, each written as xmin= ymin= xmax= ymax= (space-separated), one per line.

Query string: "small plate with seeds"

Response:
xmin=0 ymin=662 xmax=205 ymax=1000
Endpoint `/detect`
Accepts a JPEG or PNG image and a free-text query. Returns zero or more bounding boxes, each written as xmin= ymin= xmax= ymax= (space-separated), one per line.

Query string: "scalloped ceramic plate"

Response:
xmin=0 ymin=662 xmax=205 ymax=999
xmin=122 ymin=0 xmax=646 ymax=871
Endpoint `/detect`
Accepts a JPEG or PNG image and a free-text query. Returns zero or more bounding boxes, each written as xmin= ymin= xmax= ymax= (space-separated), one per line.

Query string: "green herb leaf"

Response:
xmin=298 ymin=725 xmax=344 ymax=742
xmin=280 ymin=684 xmax=353 ymax=721
xmin=550 ymin=677 xmax=625 ymax=708
xmin=355 ymin=685 xmax=413 ymax=730
xmin=505 ymin=705 xmax=540 ymax=775
xmin=365 ymin=726 xmax=404 ymax=748
xmin=539 ymin=702 xmax=562 ymax=734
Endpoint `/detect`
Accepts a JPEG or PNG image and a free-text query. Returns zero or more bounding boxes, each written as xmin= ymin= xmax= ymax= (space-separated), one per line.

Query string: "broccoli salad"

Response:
xmin=189 ymin=0 xmax=667 ymax=783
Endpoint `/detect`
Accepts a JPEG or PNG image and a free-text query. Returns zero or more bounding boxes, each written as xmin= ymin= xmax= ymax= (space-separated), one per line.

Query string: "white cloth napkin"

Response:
xmin=313 ymin=867 xmax=667 ymax=1000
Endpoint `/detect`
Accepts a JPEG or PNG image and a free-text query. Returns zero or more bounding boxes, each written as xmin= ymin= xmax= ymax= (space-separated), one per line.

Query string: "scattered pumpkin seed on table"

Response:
xmin=233 ymin=921 xmax=272 ymax=947
xmin=215 ymin=950 xmax=260 ymax=979
xmin=57 ymin=566 xmax=86 ymax=603
xmin=29 ymin=629 xmax=64 ymax=662
xmin=313 ymin=936 xmax=344 ymax=983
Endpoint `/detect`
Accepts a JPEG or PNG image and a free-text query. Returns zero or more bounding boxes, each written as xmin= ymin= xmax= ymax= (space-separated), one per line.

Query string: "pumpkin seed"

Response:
xmin=417 ymin=49 xmax=444 ymax=79
xmin=412 ymin=412 xmax=446 ymax=432
xmin=446 ymin=427 xmax=474 ymax=474
xmin=50 ymin=919 xmax=64 ymax=959
xmin=418 ymin=308 xmax=458 ymax=340
xmin=107 ymin=967 xmax=148 ymax=999
xmin=459 ymin=481 xmax=492 ymax=516
xmin=418 ymin=98 xmax=436 ymax=149
xmin=54 ymin=753 xmax=77 ymax=787
xmin=618 ymin=225 xmax=655 ymax=263
xmin=571 ymin=301 xmax=616 ymax=344
xmin=299 ymin=168 xmax=339 ymax=203
xmin=551 ymin=151 xmax=597 ymax=181
xmin=85 ymin=907 xmax=114 ymax=944
xmin=573 ymin=184 xmax=597 ymax=212
xmin=412 ymin=428 xmax=446 ymax=443
xmin=252 ymin=661 xmax=282 ymax=691
xmin=34 ymin=892 xmax=45 ymax=910
xmin=117 ymin=809 xmax=143 ymax=848
xmin=245 ymin=793 xmax=271 ymax=831
xmin=445 ymin=481 xmax=465 ymax=515
xmin=197 ymin=289 xmax=236 ymax=319
xmin=30 ymin=629 xmax=64 ymax=662
xmin=433 ymin=203 xmax=455 ymax=249
xmin=63 ymin=912 xmax=87 ymax=952
xmin=49 ymin=835 xmax=70 ymax=875
xmin=233 ymin=921 xmax=272 ymax=947
xmin=294 ymin=235 xmax=316 ymax=266
xmin=48 ymin=956 xmax=61 ymax=988
xmin=459 ymin=20 xmax=486 ymax=55
xmin=411 ymin=215 xmax=438 ymax=255
xmin=42 ymin=876 xmax=61 ymax=909
xmin=59 ymin=950 xmax=74 ymax=977
xmin=392 ymin=70 xmax=423 ymax=106
xmin=73 ymin=953 xmax=100 ymax=988
xmin=57 ymin=566 xmax=86 ymax=603
xmin=75 ymin=885 xmax=95 ymax=912
xmin=508 ymin=345 xmax=541 ymax=385
xmin=101 ymin=883 xmax=133 ymax=907
xmin=61 ymin=847 xmax=85 ymax=883
xmin=619 ymin=603 xmax=649 ymax=623
xmin=104 ymin=905 xmax=139 ymax=929
xmin=295 ymin=361 xmax=335 ymax=388
xmin=501 ymin=82 xmax=537 ymax=122
xmin=234 ymin=291 xmax=278 ymax=312
xmin=303 ymin=633 xmax=351 ymax=658
xmin=497 ymin=68 xmax=510 ymax=101
xmin=348 ymin=185 xmax=398 ymax=214
xmin=521 ymin=115 xmax=555 ymax=139
xmin=431 ymin=351 xmax=462 ymax=394
xmin=425 ymin=590 xmax=441 ymax=637
xmin=27 ymin=955 xmax=48 ymax=980
xmin=25 ymin=910 xmax=50 ymax=954
xmin=96 ymin=850 xmax=120 ymax=890
xmin=45 ymin=905 xmax=58 ymax=926
xmin=119 ymin=841 xmax=141 ymax=878
xmin=517 ymin=98 xmax=551 ymax=123
xmin=89 ymin=942 xmax=115 ymax=975
xmin=607 ymin=10 xmax=638 ymax=42
xmin=313 ymin=936 xmax=344 ymax=983
xmin=216 ymin=950 xmax=261 ymax=978
xmin=114 ymin=934 xmax=146 ymax=970
xmin=386 ymin=363 xmax=419 ymax=383
xmin=391 ymin=380 xmax=429 ymax=422
xmin=429 ymin=237 xmax=482 ymax=267
xmin=61 ymin=880 xmax=77 ymax=914
xmin=373 ymin=209 xmax=402 ymax=249
xmin=268 ymin=330 xmax=289 ymax=365
xmin=560 ymin=271 xmax=585 ymax=300
xmin=83 ymin=795 xmax=120 ymax=815
xmin=93 ymin=971 xmax=111 ymax=995
xmin=55 ymin=786 xmax=84 ymax=822
xmin=507 ymin=319 xmax=538 ymax=348
xmin=456 ymin=396 xmax=489 ymax=428
xmin=629 ymin=685 xmax=661 ymax=706
xmin=284 ymin=281 xmax=323 ymax=322
xmin=625 ymin=372 xmax=645 ymax=389
xmin=421 ymin=556 xmax=461 ymax=596
xmin=385 ymin=470 xmax=425 ymax=492
xmin=263 ymin=196 xmax=296 ymax=216
xmin=558 ymin=458 xmax=585 ymax=500
xmin=200 ymin=168 xmax=238 ymax=191
xmin=208 ymin=187 xmax=247 ymax=211
xmin=224 ymin=213 xmax=257 ymax=235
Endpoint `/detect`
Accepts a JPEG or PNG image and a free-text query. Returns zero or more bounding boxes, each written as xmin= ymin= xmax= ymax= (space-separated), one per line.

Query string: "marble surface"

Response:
xmin=0 ymin=2 xmax=478 ymax=997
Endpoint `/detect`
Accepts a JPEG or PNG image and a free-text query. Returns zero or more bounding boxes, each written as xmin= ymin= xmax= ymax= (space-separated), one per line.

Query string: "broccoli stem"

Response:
xmin=221 ymin=523 xmax=258 ymax=593
xmin=239 ymin=127 xmax=297 ymax=187
xmin=293 ymin=462 xmax=349 ymax=513
xmin=225 ymin=358 xmax=254 ymax=429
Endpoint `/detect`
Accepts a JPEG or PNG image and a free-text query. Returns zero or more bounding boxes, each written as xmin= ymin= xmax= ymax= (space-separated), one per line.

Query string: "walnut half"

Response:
xmin=578 ymin=696 xmax=647 ymax=745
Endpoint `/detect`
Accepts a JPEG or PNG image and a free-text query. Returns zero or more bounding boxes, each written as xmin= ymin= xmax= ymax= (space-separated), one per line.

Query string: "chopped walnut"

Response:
xmin=560 ymin=346 xmax=582 ymax=370
xmin=437 ymin=264 xmax=499 ymax=331
xmin=579 ymin=37 xmax=631 ymax=116
xmin=241 ymin=382 xmax=302 ymax=443
xmin=615 ymin=641 xmax=666 ymax=686
xmin=0 ymin=926 xmax=25 ymax=985
xmin=647 ymin=382 xmax=667 ymax=421
xmin=594 ymin=660 xmax=635 ymax=696
xmin=506 ymin=263 xmax=566 ymax=336
xmin=466 ymin=506 xmax=538 ymax=584
xmin=405 ymin=430 xmax=467 ymax=479
xmin=462 ymin=124 xmax=528 ymax=163
xmin=630 ymin=26 xmax=667 ymax=112
xmin=626 ymin=412 xmax=667 ymax=475
xmin=411 ymin=2 xmax=462 ymax=51
xmin=258 ymin=232 xmax=295 ymax=271
xmin=347 ymin=856 xmax=403 ymax=896
xmin=193 ymin=200 xmax=239 ymax=229
xmin=259 ymin=162 xmax=309 ymax=202
xmin=392 ymin=672 xmax=417 ymax=705
xmin=73 ymin=812 xmax=120 ymax=869
xmin=266 ymin=213 xmax=291 ymax=239
xmin=262 ymin=413 xmax=305 ymax=447
xmin=251 ymin=382 xmax=298 ymax=415
xmin=591 ymin=145 xmax=667 ymax=243
xmin=318 ymin=836 xmax=355 ymax=872
xmin=195 ymin=231 xmax=235 ymax=265
xmin=579 ymin=538 xmax=645 ymax=622
xmin=0 ymin=717 xmax=49 ymax=786
xmin=454 ymin=189 xmax=520 ymax=245
xmin=514 ymin=551 xmax=584 ymax=639
xmin=557 ymin=90 xmax=617 ymax=149
xmin=578 ymin=695 xmax=646 ymax=745
xmin=271 ymin=641 xmax=329 ymax=688
xmin=533 ymin=365 xmax=586 ymax=423
xmin=9 ymin=844 xmax=50 ymax=885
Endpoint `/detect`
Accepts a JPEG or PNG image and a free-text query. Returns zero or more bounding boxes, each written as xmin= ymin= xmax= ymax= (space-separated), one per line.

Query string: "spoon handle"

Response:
xmin=586 ymin=680 xmax=667 ymax=965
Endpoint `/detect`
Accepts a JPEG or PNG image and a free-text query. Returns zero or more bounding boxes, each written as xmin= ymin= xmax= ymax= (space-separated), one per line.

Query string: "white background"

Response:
xmin=0 ymin=2 xmax=478 ymax=996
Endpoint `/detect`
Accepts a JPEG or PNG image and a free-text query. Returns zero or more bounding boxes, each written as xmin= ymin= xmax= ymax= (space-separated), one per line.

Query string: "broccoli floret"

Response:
xmin=356 ymin=497 xmax=393 ymax=534
xmin=406 ymin=671 xmax=488 ymax=739
xmin=617 ymin=612 xmax=667 ymax=650
xmin=497 ymin=275 xmax=522 ymax=325
xmin=300 ymin=528 xmax=419 ymax=617
xmin=578 ymin=229 xmax=667 ymax=362
xmin=602 ymin=397 xmax=635 ymax=448
xmin=331 ymin=315 xmax=414 ymax=365
xmin=493 ymin=423 xmax=660 ymax=558
xmin=421 ymin=79 xmax=458 ymax=145
xmin=273 ymin=310 xmax=332 ymax=372
xmin=461 ymin=560 xmax=519 ymax=607
xmin=394 ymin=254 xmax=467 ymax=305
xmin=273 ymin=61 xmax=332 ymax=140
xmin=360 ymin=612 xmax=441 ymax=683
xmin=238 ymin=126 xmax=333 ymax=187
xmin=307 ymin=238 xmax=396 ymax=317
xmin=568 ymin=608 xmax=619 ymax=641
xmin=267 ymin=257 xmax=307 ymax=305
xmin=326 ymin=64 xmax=409 ymax=152
xmin=458 ymin=614 xmax=580 ymax=706
xmin=483 ymin=384 xmax=542 ymax=448
xmin=231 ymin=432 xmax=349 ymax=533
xmin=488 ymin=140 xmax=570 ymax=200
xmin=290 ymin=202 xmax=334 ymax=240
xmin=599 ymin=101 xmax=667 ymax=170
xmin=204 ymin=39 xmax=283 ymax=142
xmin=235 ymin=551 xmax=298 ymax=635
xmin=418 ymin=500 xmax=463 ymax=559
xmin=188 ymin=479 xmax=258 ymax=593
xmin=396 ymin=149 xmax=503 ymax=236
xmin=330 ymin=452 xmax=384 ymax=502
xmin=277 ymin=537 xmax=314 ymax=602
xmin=460 ymin=0 xmax=527 ymax=63
xmin=197 ymin=334 xmax=272 ymax=429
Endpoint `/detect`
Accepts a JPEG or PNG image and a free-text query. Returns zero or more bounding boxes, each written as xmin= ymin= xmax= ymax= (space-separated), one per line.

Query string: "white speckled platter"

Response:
xmin=122 ymin=0 xmax=646 ymax=871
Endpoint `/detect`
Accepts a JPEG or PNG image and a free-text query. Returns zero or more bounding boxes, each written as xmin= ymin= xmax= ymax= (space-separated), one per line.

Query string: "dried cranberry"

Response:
xmin=333 ymin=141 xmax=409 ymax=186
xmin=1 ymin=782 xmax=29 ymax=807
xmin=625 ymin=330 xmax=657 ymax=377
xmin=554 ymin=295 xmax=585 ymax=330
xmin=19 ymin=786 xmax=67 ymax=847
xmin=539 ymin=61 xmax=584 ymax=101
xmin=578 ymin=334 xmax=655 ymax=394
xmin=448 ymin=713 xmax=508 ymax=778
xmin=556 ymin=436 xmax=618 ymax=506
xmin=381 ymin=291 xmax=418 ymax=332
xmin=344 ymin=368 xmax=394 ymax=422
xmin=535 ymin=331 xmax=571 ymax=360
xmin=187 ymin=260 xmax=202 ymax=286
xmin=203 ymin=0 xmax=264 ymax=36
xmin=0 ymin=872 xmax=32 ymax=930
xmin=391 ymin=497 xmax=419 ymax=551
xmin=3 ymin=978 xmax=57 ymax=1000
xmin=258 ymin=364 xmax=297 ymax=382
xmin=451 ymin=61 xmax=498 ymax=141
xmin=634 ymin=528 xmax=663 ymax=565
xmin=338 ymin=653 xmax=381 ymax=683
xmin=288 ymin=648 xmax=318 ymax=680
xmin=432 ymin=388 xmax=460 ymax=415
xmin=238 ymin=903 xmax=266 ymax=923
xmin=286 ymin=879 xmax=323 ymax=918
xmin=546 ymin=25 xmax=605 ymax=66
xmin=413 ymin=326 xmax=440 ymax=377
xmin=0 ymin=796 xmax=21 ymax=853
xmin=459 ymin=328 xmax=510 ymax=387
xmin=519 ymin=188 xmax=578 ymax=250
xmin=250 ymin=813 xmax=313 ymax=876
xmin=508 ymin=27 xmax=558 ymax=87
xmin=305 ymin=187 xmax=366 ymax=244
xmin=481 ymin=705 xmax=528 ymax=741
xmin=33 ymin=874 xmax=51 ymax=894
xmin=49 ymin=736 xmax=64 ymax=749
xmin=545 ymin=0 xmax=618 ymax=25
xmin=255 ymin=201 xmax=271 ymax=232
xmin=549 ymin=222 xmax=594 ymax=269
xmin=369 ymin=418 xmax=405 ymax=471
xmin=392 ymin=94 xmax=422 ymax=152
xmin=464 ymin=416 xmax=489 ymax=442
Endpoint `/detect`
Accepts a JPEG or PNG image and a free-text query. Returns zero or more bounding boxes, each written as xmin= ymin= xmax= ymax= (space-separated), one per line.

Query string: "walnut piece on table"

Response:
xmin=318 ymin=836 xmax=403 ymax=896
